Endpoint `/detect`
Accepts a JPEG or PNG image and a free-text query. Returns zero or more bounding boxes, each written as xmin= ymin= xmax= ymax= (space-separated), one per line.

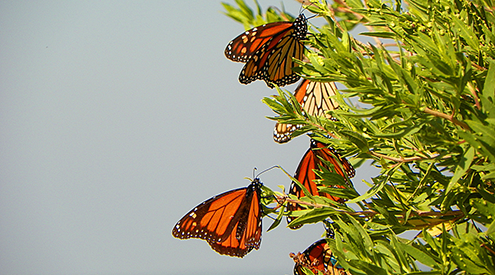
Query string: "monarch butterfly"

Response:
xmin=172 ymin=179 xmax=263 ymax=258
xmin=291 ymin=239 xmax=350 ymax=275
xmin=287 ymin=139 xmax=355 ymax=229
xmin=274 ymin=79 xmax=339 ymax=143
xmin=224 ymin=14 xmax=308 ymax=88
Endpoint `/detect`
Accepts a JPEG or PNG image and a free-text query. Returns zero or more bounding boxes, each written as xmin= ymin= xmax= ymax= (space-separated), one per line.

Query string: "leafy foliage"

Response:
xmin=223 ymin=0 xmax=495 ymax=273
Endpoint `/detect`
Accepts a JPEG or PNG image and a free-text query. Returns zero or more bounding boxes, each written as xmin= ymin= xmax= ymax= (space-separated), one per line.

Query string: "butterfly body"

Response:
xmin=172 ymin=179 xmax=263 ymax=257
xmin=225 ymin=14 xmax=308 ymax=88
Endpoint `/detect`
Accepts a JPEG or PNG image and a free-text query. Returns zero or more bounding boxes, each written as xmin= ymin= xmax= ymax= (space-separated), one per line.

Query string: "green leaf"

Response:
xmin=348 ymin=166 xmax=399 ymax=203
xmin=397 ymin=242 xmax=440 ymax=269
xmin=347 ymin=259 xmax=388 ymax=275
xmin=471 ymin=198 xmax=495 ymax=222
xmin=287 ymin=207 xmax=336 ymax=228
xmin=486 ymin=219 xmax=495 ymax=236
xmin=461 ymin=120 xmax=495 ymax=162
xmin=452 ymin=16 xmax=480 ymax=52
xmin=267 ymin=203 xmax=284 ymax=232
xmin=344 ymin=0 xmax=365 ymax=8
xmin=339 ymin=130 xmax=369 ymax=152
xmin=446 ymin=146 xmax=475 ymax=194
xmin=360 ymin=31 xmax=396 ymax=38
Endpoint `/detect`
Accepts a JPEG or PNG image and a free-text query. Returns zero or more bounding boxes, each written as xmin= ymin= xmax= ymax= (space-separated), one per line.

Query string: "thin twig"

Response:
xmin=370 ymin=151 xmax=427 ymax=163
xmin=423 ymin=107 xmax=471 ymax=131
xmin=481 ymin=243 xmax=495 ymax=256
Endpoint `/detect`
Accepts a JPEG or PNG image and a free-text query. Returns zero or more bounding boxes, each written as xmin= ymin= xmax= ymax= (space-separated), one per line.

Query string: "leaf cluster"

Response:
xmin=223 ymin=0 xmax=495 ymax=273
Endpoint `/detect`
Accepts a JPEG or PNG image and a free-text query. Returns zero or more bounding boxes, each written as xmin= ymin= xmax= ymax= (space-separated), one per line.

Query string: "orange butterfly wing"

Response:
xmin=312 ymin=140 xmax=355 ymax=179
xmin=208 ymin=189 xmax=262 ymax=257
xmin=225 ymin=14 xmax=307 ymax=88
xmin=274 ymin=79 xmax=340 ymax=143
xmin=292 ymin=239 xmax=350 ymax=275
xmin=225 ymin=21 xmax=295 ymax=62
xmin=287 ymin=140 xmax=355 ymax=229
xmin=172 ymin=179 xmax=263 ymax=258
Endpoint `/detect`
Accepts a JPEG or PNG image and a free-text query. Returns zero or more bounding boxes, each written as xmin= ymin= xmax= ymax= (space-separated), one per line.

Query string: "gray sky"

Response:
xmin=0 ymin=1 xmax=378 ymax=274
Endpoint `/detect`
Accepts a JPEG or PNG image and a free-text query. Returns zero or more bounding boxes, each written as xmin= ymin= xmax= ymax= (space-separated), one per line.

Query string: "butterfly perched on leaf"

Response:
xmin=287 ymin=139 xmax=355 ymax=229
xmin=291 ymin=239 xmax=350 ymax=275
xmin=172 ymin=179 xmax=264 ymax=258
xmin=274 ymin=79 xmax=340 ymax=143
xmin=225 ymin=13 xmax=308 ymax=88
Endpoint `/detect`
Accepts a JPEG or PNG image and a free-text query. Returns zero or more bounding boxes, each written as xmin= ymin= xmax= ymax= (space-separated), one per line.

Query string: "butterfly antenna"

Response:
xmin=299 ymin=0 xmax=321 ymax=21
xmin=252 ymin=167 xmax=258 ymax=180
xmin=298 ymin=0 xmax=313 ymax=14
xmin=255 ymin=165 xmax=280 ymax=178
xmin=298 ymin=1 xmax=305 ymax=15
xmin=299 ymin=0 xmax=318 ymax=16
xmin=307 ymin=14 xmax=318 ymax=20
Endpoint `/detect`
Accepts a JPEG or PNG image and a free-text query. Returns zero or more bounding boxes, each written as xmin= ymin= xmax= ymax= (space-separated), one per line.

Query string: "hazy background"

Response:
xmin=0 ymin=1 xmax=378 ymax=274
